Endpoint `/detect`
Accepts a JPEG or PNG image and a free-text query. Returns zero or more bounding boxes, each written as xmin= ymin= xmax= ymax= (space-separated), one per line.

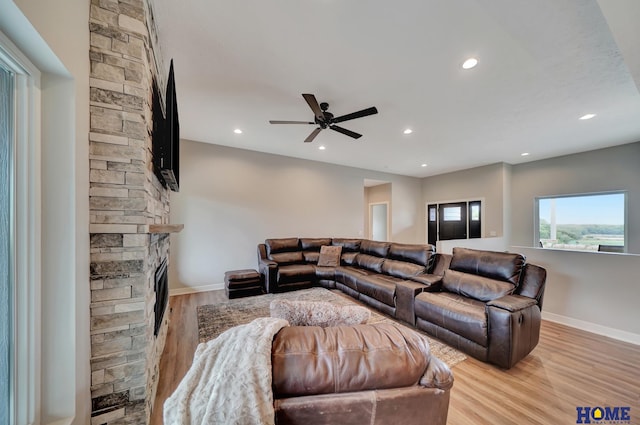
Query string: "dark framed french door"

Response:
xmin=427 ymin=200 xmax=482 ymax=243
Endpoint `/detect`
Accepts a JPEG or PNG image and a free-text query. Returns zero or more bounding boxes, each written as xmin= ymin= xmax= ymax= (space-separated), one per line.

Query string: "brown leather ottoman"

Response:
xmin=224 ymin=269 xmax=264 ymax=299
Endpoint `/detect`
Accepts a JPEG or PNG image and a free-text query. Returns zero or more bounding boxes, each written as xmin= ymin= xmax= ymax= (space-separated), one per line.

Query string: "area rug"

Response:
xmin=197 ymin=287 xmax=467 ymax=368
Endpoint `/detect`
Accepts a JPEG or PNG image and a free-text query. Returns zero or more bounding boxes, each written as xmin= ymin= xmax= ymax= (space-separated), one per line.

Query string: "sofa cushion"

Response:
xmin=272 ymin=323 xmax=430 ymax=397
xmin=355 ymin=254 xmax=385 ymax=273
xmin=450 ymin=247 xmax=525 ymax=286
xmin=341 ymin=252 xmax=358 ymax=265
xmin=331 ymin=238 xmax=361 ymax=252
xmin=356 ymin=275 xmax=397 ymax=307
xmin=277 ymin=264 xmax=316 ymax=284
xmin=360 ymin=239 xmax=391 ymax=257
xmin=388 ymin=243 xmax=435 ymax=267
xmin=270 ymin=251 xmax=304 ymax=265
xmin=415 ymin=291 xmax=488 ymax=347
xmin=303 ymin=251 xmax=320 ymax=263
xmin=300 ymin=238 xmax=332 ymax=251
xmin=266 ymin=238 xmax=300 ymax=255
xmin=442 ymin=269 xmax=515 ymax=302
xmin=381 ymin=259 xmax=425 ymax=279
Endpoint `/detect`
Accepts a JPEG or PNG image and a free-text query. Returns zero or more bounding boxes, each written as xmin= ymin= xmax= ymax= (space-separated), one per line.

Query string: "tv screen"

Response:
xmin=152 ymin=59 xmax=180 ymax=192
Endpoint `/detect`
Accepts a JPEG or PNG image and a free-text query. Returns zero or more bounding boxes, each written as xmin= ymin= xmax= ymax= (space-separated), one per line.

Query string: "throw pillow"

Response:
xmin=270 ymin=299 xmax=370 ymax=327
xmin=317 ymin=245 xmax=342 ymax=267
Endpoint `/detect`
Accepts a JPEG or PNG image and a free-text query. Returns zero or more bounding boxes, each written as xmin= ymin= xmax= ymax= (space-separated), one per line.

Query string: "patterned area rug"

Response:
xmin=197 ymin=287 xmax=467 ymax=368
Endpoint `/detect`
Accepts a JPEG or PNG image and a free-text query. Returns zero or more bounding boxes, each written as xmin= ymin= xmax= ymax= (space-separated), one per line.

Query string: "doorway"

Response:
xmin=369 ymin=202 xmax=389 ymax=241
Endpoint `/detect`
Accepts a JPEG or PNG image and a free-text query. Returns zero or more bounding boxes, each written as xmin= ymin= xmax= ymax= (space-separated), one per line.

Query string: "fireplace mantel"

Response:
xmin=147 ymin=224 xmax=184 ymax=234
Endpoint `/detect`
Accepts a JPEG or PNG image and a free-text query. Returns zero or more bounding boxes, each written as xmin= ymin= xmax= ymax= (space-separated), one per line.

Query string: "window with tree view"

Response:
xmin=537 ymin=192 xmax=625 ymax=252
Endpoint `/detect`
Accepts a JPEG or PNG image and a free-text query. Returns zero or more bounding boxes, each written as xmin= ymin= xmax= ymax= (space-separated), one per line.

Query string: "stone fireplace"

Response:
xmin=88 ymin=0 xmax=174 ymax=423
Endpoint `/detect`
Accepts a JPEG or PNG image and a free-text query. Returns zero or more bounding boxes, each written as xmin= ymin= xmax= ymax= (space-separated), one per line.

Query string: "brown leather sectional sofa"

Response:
xmin=257 ymin=237 xmax=547 ymax=369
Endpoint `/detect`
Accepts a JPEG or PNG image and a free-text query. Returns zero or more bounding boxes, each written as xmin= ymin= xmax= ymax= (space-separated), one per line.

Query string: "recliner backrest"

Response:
xmin=360 ymin=240 xmax=391 ymax=258
xmin=300 ymin=238 xmax=332 ymax=251
xmin=265 ymin=238 xmax=303 ymax=265
xmin=300 ymin=238 xmax=332 ymax=264
xmin=331 ymin=238 xmax=362 ymax=265
xmin=449 ymin=247 xmax=525 ymax=285
xmin=442 ymin=248 xmax=526 ymax=302
xmin=272 ymin=323 xmax=432 ymax=397
xmin=388 ymin=243 xmax=435 ymax=267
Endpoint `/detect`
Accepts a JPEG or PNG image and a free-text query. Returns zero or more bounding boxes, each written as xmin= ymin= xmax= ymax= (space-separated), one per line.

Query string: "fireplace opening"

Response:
xmin=154 ymin=259 xmax=169 ymax=336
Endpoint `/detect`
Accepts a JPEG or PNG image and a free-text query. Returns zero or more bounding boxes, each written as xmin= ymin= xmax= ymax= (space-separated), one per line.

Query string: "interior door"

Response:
xmin=369 ymin=203 xmax=389 ymax=241
xmin=438 ymin=202 xmax=467 ymax=240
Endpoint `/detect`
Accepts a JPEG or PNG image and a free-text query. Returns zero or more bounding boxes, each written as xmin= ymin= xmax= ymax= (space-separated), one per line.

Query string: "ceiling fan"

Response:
xmin=269 ymin=93 xmax=378 ymax=143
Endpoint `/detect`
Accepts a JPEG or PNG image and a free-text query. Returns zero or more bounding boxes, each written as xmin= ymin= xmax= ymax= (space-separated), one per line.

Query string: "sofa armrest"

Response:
xmin=419 ymin=355 xmax=454 ymax=391
xmin=487 ymin=295 xmax=541 ymax=369
xmin=487 ymin=294 xmax=537 ymax=312
xmin=395 ymin=280 xmax=427 ymax=326
xmin=257 ymin=244 xmax=278 ymax=293
xmin=409 ymin=273 xmax=443 ymax=291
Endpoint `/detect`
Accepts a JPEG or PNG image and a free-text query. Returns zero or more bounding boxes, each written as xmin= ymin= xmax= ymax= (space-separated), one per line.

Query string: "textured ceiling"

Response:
xmin=151 ymin=0 xmax=640 ymax=178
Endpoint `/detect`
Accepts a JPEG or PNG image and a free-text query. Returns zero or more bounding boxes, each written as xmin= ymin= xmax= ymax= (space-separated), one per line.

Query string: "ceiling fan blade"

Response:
xmin=302 ymin=93 xmax=325 ymax=121
xmin=269 ymin=120 xmax=315 ymax=124
xmin=304 ymin=127 xmax=323 ymax=143
xmin=332 ymin=106 xmax=378 ymax=124
xmin=330 ymin=125 xmax=362 ymax=139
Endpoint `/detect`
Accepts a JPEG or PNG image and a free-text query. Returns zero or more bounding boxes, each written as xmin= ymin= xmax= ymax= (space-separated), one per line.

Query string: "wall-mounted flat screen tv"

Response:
xmin=153 ymin=59 xmax=180 ymax=192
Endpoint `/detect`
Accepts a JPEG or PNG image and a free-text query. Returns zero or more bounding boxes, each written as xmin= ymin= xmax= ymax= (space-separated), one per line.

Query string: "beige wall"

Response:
xmin=511 ymin=142 xmax=640 ymax=254
xmin=169 ymin=141 xmax=424 ymax=290
xmin=510 ymin=142 xmax=640 ymax=341
xmin=421 ymin=162 xmax=507 ymax=238
xmin=2 ymin=0 xmax=90 ymax=423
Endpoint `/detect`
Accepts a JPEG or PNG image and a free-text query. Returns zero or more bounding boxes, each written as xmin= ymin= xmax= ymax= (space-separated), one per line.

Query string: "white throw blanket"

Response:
xmin=163 ymin=317 xmax=289 ymax=425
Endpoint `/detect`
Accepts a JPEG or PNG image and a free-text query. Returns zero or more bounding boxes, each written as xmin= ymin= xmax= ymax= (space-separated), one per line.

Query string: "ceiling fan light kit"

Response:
xmin=270 ymin=93 xmax=378 ymax=143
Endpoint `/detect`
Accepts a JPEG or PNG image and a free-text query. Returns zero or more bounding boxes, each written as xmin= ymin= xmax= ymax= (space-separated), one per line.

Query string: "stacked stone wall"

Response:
xmin=88 ymin=0 xmax=170 ymax=423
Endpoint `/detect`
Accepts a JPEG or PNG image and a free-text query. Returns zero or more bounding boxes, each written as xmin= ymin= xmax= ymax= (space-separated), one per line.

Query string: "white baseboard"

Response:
xmin=169 ymin=283 xmax=225 ymax=297
xmin=542 ymin=311 xmax=640 ymax=345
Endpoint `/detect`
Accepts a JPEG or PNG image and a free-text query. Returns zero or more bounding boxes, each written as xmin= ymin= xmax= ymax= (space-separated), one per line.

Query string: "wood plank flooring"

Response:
xmin=151 ymin=290 xmax=640 ymax=425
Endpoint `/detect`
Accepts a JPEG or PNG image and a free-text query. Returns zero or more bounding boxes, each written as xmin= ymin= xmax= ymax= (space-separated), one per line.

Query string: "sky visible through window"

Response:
xmin=539 ymin=193 xmax=624 ymax=225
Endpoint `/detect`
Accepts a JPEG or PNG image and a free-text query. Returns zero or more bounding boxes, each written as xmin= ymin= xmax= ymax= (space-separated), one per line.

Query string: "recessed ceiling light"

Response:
xmin=579 ymin=113 xmax=596 ymax=120
xmin=521 ymin=152 xmax=530 ymax=156
xmin=421 ymin=163 xmax=427 ymax=167
xmin=233 ymin=128 xmax=243 ymax=134
xmin=318 ymin=145 xmax=326 ymax=150
xmin=462 ymin=58 xmax=478 ymax=69
xmin=403 ymin=129 xmax=413 ymax=135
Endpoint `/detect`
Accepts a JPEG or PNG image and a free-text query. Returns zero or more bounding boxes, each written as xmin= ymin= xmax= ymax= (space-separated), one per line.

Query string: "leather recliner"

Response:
xmin=413 ymin=247 xmax=547 ymax=369
xmin=272 ymin=323 xmax=454 ymax=425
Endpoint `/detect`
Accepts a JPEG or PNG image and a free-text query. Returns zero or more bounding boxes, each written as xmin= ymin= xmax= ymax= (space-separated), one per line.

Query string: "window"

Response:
xmin=0 ymin=31 xmax=42 ymax=424
xmin=443 ymin=206 xmax=461 ymax=221
xmin=537 ymin=192 xmax=626 ymax=252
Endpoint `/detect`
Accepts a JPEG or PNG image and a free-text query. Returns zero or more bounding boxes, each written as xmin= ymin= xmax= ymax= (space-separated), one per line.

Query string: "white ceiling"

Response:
xmin=151 ymin=0 xmax=640 ymax=178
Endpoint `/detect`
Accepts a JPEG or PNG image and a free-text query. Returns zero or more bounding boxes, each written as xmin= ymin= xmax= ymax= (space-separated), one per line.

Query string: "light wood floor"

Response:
xmin=151 ymin=290 xmax=640 ymax=425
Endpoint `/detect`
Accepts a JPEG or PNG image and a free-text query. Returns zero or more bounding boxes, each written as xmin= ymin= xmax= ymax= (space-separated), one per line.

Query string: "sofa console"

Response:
xmin=257 ymin=238 xmax=546 ymax=368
